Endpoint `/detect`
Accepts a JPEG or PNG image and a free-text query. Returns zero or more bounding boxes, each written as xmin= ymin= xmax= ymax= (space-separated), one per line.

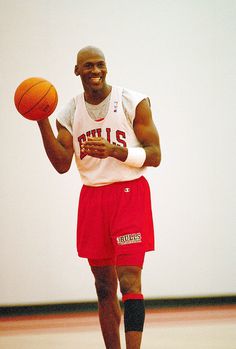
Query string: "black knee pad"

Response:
xmin=123 ymin=298 xmax=145 ymax=332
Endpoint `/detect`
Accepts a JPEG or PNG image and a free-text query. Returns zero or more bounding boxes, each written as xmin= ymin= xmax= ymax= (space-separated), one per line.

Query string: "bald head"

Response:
xmin=76 ymin=46 xmax=105 ymax=65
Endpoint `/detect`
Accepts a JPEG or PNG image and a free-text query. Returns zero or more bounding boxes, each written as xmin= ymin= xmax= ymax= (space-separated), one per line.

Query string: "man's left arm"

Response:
xmin=133 ymin=98 xmax=161 ymax=167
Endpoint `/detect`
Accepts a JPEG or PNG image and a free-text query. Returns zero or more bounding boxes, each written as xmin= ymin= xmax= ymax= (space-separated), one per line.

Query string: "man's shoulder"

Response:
xmin=116 ymin=86 xmax=147 ymax=100
xmin=114 ymin=86 xmax=148 ymax=122
xmin=116 ymin=86 xmax=148 ymax=105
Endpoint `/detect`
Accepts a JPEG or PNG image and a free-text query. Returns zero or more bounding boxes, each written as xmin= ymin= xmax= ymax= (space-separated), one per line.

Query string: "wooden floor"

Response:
xmin=1 ymin=305 xmax=236 ymax=348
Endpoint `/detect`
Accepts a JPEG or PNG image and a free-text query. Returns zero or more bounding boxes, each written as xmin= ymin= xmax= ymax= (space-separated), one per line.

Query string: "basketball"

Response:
xmin=14 ymin=77 xmax=58 ymax=121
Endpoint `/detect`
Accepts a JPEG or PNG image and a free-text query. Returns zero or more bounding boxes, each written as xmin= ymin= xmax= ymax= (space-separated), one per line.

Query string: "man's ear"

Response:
xmin=74 ymin=65 xmax=80 ymax=76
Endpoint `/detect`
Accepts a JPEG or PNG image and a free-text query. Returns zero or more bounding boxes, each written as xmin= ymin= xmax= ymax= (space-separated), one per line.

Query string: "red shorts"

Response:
xmin=88 ymin=252 xmax=145 ymax=268
xmin=76 ymin=176 xmax=155 ymax=262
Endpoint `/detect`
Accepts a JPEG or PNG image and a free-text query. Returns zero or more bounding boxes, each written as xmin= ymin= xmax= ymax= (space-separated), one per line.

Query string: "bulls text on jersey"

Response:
xmin=78 ymin=127 xmax=127 ymax=159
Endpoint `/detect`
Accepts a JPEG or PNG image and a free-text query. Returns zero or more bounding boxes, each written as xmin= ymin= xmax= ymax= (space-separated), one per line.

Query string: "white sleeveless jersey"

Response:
xmin=58 ymin=86 xmax=147 ymax=186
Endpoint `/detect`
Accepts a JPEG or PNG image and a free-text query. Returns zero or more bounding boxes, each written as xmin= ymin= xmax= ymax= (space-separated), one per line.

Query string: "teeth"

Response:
xmin=90 ymin=77 xmax=101 ymax=83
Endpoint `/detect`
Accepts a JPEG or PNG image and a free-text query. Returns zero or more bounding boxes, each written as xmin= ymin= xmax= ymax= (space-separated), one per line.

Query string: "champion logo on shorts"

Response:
xmin=124 ymin=187 xmax=131 ymax=192
xmin=117 ymin=233 xmax=142 ymax=245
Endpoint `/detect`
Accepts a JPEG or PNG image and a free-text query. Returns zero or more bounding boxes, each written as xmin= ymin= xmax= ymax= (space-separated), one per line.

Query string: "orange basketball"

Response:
xmin=14 ymin=77 xmax=58 ymax=121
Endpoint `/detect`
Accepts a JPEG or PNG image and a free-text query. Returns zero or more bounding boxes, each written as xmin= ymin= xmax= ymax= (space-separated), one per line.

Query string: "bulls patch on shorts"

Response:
xmin=116 ymin=232 xmax=142 ymax=246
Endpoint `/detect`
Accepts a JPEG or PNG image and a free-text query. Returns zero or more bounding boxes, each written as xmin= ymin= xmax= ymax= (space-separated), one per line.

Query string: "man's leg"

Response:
xmin=90 ymin=263 xmax=122 ymax=349
xmin=116 ymin=265 xmax=144 ymax=349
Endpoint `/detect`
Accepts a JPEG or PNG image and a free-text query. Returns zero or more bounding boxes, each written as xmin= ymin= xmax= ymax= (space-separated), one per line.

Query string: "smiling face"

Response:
xmin=75 ymin=46 xmax=110 ymax=100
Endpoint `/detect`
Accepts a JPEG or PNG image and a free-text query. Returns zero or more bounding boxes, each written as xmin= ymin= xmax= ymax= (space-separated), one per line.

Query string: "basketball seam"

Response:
xmin=17 ymin=80 xmax=46 ymax=109
xmin=23 ymin=85 xmax=54 ymax=116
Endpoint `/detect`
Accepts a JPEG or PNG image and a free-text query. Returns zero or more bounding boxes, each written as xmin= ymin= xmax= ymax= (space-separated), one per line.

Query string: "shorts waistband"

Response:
xmin=83 ymin=176 xmax=145 ymax=190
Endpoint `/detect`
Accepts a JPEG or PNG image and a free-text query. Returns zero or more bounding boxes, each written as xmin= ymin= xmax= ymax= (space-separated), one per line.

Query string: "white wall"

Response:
xmin=1 ymin=0 xmax=235 ymax=305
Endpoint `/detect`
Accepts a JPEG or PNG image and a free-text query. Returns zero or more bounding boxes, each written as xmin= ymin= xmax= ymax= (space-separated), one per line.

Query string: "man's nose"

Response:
xmin=92 ymin=64 xmax=100 ymax=74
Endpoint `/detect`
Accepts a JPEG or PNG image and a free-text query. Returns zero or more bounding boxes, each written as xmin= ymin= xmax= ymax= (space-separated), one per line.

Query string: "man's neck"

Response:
xmin=84 ymin=84 xmax=112 ymax=105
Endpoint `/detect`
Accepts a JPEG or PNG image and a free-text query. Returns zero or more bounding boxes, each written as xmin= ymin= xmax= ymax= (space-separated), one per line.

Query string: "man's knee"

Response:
xmin=119 ymin=274 xmax=135 ymax=295
xmin=91 ymin=266 xmax=118 ymax=302
xmin=117 ymin=266 xmax=142 ymax=295
xmin=95 ymin=279 xmax=117 ymax=301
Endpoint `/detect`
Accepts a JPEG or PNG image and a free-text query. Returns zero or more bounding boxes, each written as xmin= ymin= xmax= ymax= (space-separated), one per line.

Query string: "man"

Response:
xmin=37 ymin=46 xmax=161 ymax=349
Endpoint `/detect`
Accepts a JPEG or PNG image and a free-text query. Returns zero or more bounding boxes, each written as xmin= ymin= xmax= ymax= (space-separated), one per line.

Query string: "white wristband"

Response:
xmin=124 ymin=147 xmax=146 ymax=168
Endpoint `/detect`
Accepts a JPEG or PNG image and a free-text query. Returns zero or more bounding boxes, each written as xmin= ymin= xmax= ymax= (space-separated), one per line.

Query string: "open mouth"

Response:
xmin=90 ymin=77 xmax=102 ymax=84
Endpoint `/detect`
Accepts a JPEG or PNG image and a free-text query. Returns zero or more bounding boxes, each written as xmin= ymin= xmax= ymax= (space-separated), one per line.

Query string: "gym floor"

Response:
xmin=1 ymin=305 xmax=236 ymax=349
